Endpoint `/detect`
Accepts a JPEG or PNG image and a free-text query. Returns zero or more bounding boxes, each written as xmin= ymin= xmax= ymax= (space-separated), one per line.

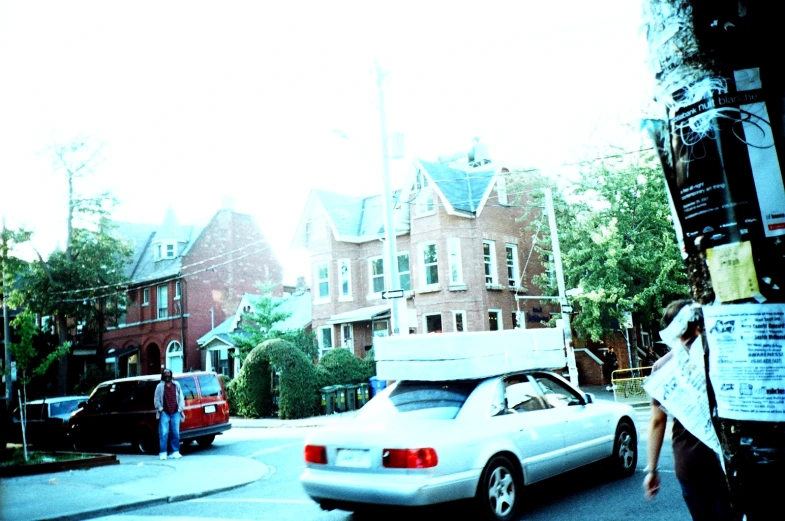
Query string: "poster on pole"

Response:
xmin=704 ymin=303 xmax=785 ymax=422
xmin=643 ymin=336 xmax=722 ymax=456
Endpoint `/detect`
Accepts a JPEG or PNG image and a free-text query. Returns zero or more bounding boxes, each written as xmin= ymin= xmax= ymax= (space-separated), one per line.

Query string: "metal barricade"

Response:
xmin=611 ymin=366 xmax=653 ymax=407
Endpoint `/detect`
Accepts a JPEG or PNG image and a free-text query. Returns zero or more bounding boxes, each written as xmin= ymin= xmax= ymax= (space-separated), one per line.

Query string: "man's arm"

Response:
xmin=643 ymin=402 xmax=667 ymax=499
xmin=153 ymin=383 xmax=163 ymax=411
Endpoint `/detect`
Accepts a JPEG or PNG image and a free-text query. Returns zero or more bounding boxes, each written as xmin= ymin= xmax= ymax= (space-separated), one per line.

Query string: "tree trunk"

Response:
xmin=643 ymin=2 xmax=785 ymax=518
xmin=56 ymin=315 xmax=69 ymax=395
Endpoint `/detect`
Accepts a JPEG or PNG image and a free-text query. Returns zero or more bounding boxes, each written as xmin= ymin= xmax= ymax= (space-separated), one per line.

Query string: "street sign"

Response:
xmin=381 ymin=289 xmax=405 ymax=299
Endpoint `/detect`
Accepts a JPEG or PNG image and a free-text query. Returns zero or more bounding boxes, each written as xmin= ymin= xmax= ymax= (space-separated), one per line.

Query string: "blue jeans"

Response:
xmin=158 ymin=411 xmax=181 ymax=455
xmin=679 ymin=478 xmax=739 ymax=521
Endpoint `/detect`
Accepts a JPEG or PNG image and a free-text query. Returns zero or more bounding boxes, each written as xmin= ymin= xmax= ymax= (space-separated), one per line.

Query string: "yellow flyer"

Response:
xmin=706 ymin=242 xmax=760 ymax=302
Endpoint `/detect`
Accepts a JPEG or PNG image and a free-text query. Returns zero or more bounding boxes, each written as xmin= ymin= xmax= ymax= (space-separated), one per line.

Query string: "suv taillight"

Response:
xmin=304 ymin=444 xmax=327 ymax=464
xmin=382 ymin=448 xmax=438 ymax=468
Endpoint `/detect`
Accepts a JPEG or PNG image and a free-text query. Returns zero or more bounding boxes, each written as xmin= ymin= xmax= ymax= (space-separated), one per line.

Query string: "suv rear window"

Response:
xmin=197 ymin=374 xmax=222 ymax=398
xmin=358 ymin=380 xmax=479 ymax=420
xmin=177 ymin=376 xmax=198 ymax=400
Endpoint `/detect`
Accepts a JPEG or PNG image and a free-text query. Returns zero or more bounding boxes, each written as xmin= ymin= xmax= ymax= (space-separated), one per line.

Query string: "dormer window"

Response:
xmin=154 ymin=241 xmax=178 ymax=261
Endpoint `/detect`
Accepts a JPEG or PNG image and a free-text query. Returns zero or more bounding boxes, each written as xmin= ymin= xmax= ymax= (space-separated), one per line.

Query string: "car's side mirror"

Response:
xmin=584 ymin=393 xmax=595 ymax=404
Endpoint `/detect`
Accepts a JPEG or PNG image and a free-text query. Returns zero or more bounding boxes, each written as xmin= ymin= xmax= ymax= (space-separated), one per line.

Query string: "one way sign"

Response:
xmin=381 ymin=289 xmax=405 ymax=299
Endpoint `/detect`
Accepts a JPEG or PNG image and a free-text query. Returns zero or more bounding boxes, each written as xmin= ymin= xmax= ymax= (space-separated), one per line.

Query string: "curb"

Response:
xmin=0 ymin=453 xmax=119 ymax=478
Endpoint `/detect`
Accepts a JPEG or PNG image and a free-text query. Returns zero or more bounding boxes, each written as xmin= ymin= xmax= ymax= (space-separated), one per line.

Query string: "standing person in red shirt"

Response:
xmin=154 ymin=368 xmax=185 ymax=460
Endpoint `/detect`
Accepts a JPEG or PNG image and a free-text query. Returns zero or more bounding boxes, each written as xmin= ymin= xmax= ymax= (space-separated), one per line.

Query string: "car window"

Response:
xmin=132 ymin=381 xmax=157 ymax=404
xmin=89 ymin=385 xmax=111 ymax=404
xmin=197 ymin=374 xmax=222 ymax=398
xmin=100 ymin=383 xmax=134 ymax=411
xmin=49 ymin=400 xmax=81 ymax=417
xmin=504 ymin=378 xmax=547 ymax=412
xmin=14 ymin=403 xmax=45 ymax=420
xmin=177 ymin=376 xmax=198 ymax=400
xmin=532 ymin=374 xmax=583 ymax=408
xmin=358 ymin=380 xmax=479 ymax=420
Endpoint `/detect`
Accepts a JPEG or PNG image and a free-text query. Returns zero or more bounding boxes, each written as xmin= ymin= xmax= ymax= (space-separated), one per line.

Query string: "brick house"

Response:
xmin=100 ymin=207 xmax=283 ymax=377
xmin=291 ymin=149 xmax=560 ymax=361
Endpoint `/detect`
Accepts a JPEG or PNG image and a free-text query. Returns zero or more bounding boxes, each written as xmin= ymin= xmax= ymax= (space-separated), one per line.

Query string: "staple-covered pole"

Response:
xmin=643 ymin=2 xmax=785 ymax=519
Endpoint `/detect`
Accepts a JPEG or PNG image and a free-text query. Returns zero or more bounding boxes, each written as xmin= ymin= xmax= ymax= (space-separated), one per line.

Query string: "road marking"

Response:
xmin=247 ymin=441 xmax=302 ymax=458
xmin=192 ymin=498 xmax=314 ymax=504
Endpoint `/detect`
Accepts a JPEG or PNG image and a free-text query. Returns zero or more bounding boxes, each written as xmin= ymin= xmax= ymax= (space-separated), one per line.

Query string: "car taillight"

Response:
xmin=304 ymin=444 xmax=327 ymax=464
xmin=382 ymin=448 xmax=438 ymax=469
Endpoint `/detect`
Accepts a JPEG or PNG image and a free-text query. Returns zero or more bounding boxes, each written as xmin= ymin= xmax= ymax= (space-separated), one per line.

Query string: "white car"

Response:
xmin=300 ymin=370 xmax=638 ymax=521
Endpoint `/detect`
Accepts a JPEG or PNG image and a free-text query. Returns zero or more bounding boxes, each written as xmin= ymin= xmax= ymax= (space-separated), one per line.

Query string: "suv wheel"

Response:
xmin=135 ymin=432 xmax=159 ymax=455
xmin=196 ymin=434 xmax=215 ymax=447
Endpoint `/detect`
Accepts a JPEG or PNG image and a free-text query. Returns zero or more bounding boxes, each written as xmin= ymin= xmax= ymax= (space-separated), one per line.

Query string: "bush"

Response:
xmin=229 ymin=338 xmax=320 ymax=419
xmin=264 ymin=338 xmax=320 ymax=420
xmin=71 ymin=365 xmax=115 ymax=395
xmin=316 ymin=348 xmax=373 ymax=389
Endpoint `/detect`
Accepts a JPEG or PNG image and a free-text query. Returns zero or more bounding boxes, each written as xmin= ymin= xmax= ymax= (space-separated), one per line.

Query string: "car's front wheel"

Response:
xmin=610 ymin=420 xmax=638 ymax=477
xmin=135 ymin=431 xmax=159 ymax=455
xmin=476 ymin=455 xmax=521 ymax=521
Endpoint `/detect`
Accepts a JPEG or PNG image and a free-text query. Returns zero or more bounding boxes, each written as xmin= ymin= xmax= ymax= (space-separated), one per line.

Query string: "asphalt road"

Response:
xmin=84 ymin=411 xmax=693 ymax=521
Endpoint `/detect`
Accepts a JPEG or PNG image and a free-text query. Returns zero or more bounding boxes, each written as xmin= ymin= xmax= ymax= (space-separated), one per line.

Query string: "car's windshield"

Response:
xmin=357 ymin=380 xmax=480 ymax=420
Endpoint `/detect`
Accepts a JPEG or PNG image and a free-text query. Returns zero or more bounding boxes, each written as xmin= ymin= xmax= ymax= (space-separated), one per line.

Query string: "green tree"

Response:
xmin=16 ymin=140 xmax=133 ymax=394
xmin=528 ymin=153 xmax=689 ymax=342
xmin=231 ymin=284 xmax=316 ymax=361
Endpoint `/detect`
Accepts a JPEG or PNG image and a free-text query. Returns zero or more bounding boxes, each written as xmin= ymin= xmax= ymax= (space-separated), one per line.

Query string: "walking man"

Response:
xmin=154 ymin=368 xmax=185 ymax=460
xmin=643 ymin=299 xmax=737 ymax=521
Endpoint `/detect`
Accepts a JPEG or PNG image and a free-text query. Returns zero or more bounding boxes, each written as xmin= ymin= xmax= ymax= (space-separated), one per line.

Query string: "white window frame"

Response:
xmin=489 ymin=309 xmax=503 ymax=331
xmin=174 ymin=280 xmax=182 ymax=300
xmin=368 ymin=255 xmax=385 ymax=297
xmin=338 ymin=259 xmax=352 ymax=301
xmin=317 ymin=326 xmax=334 ymax=359
xmin=165 ymin=242 xmax=176 ymax=259
xmin=397 ymin=252 xmax=411 ymax=291
xmin=452 ymin=310 xmax=466 ymax=333
xmin=447 ymin=237 xmax=463 ymax=285
xmin=505 ymin=243 xmax=519 ymax=287
xmin=420 ymin=242 xmax=439 ymax=288
xmin=157 ymin=285 xmax=168 ymax=319
xmin=497 ymin=176 xmax=508 ymax=205
xmin=314 ymin=262 xmax=330 ymax=303
xmin=142 ymin=287 xmax=150 ymax=307
xmin=341 ymin=323 xmax=353 ymax=349
xmin=415 ymin=170 xmax=435 ymax=216
xmin=423 ymin=312 xmax=443 ymax=333
xmin=166 ymin=340 xmax=183 ymax=373
xmin=483 ymin=240 xmax=498 ymax=285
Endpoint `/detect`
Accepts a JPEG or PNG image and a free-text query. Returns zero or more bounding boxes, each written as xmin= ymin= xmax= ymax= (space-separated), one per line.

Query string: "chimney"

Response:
xmin=468 ymin=137 xmax=491 ymax=167
xmin=295 ymin=276 xmax=308 ymax=295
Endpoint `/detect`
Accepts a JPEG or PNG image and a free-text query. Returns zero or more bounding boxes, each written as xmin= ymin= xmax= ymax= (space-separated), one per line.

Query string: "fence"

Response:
xmin=611 ymin=366 xmax=653 ymax=407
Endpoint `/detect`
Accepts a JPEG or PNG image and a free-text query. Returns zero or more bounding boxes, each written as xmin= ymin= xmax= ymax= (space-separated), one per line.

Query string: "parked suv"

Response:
xmin=69 ymin=371 xmax=231 ymax=454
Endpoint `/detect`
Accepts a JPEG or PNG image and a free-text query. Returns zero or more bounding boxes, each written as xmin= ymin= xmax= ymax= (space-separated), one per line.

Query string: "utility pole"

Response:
xmin=2 ymin=216 xmax=12 ymax=408
xmin=643 ymin=2 xmax=785 ymax=518
xmin=544 ymin=188 xmax=578 ymax=386
xmin=375 ymin=60 xmax=401 ymax=335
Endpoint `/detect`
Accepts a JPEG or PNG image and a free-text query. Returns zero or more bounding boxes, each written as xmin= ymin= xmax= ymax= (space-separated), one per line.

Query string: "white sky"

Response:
xmin=0 ymin=0 xmax=656 ymax=285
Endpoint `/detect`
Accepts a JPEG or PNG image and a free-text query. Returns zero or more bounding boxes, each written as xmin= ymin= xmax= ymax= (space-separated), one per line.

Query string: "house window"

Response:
xmin=317 ymin=326 xmax=333 ymax=359
xmin=452 ymin=310 xmax=466 ymax=332
xmin=415 ymin=170 xmax=435 ymax=216
xmin=397 ymin=253 xmax=411 ymax=291
xmin=483 ymin=240 xmax=497 ymax=284
xmin=166 ymin=341 xmax=183 ymax=373
xmin=155 ymin=242 xmax=177 ymax=261
xmin=341 ymin=324 xmax=353 ymax=349
xmin=339 ymin=259 xmax=352 ymax=299
xmin=157 ymin=285 xmax=168 ymax=319
xmin=497 ymin=176 xmax=508 ymax=205
xmin=506 ymin=244 xmax=519 ymax=286
xmin=512 ymin=311 xmax=521 ymax=329
xmin=421 ymin=242 xmax=439 ymax=286
xmin=155 ymin=244 xmax=162 ymax=260
xmin=174 ymin=280 xmax=182 ymax=300
xmin=142 ymin=288 xmax=149 ymax=306
xmin=447 ymin=238 xmax=463 ymax=285
xmin=372 ymin=320 xmax=389 ymax=338
xmin=424 ymin=313 xmax=442 ymax=333
xmin=489 ymin=309 xmax=502 ymax=331
xmin=166 ymin=243 xmax=176 ymax=258
xmin=315 ymin=262 xmax=330 ymax=302
xmin=369 ymin=256 xmax=385 ymax=295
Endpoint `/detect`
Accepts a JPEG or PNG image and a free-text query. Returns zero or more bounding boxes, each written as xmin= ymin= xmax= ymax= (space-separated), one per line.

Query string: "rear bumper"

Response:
xmin=300 ymin=467 xmax=480 ymax=507
xmin=181 ymin=422 xmax=231 ymax=440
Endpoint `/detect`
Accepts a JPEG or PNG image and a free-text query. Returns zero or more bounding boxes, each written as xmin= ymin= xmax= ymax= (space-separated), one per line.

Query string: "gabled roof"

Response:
xmin=416 ymin=160 xmax=497 ymax=215
xmin=196 ymin=291 xmax=312 ymax=348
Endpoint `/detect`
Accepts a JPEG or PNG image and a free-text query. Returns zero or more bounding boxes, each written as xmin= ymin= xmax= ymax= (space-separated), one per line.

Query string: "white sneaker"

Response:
xmin=159 ymin=453 xmax=167 ymax=460
xmin=171 ymin=452 xmax=182 ymax=459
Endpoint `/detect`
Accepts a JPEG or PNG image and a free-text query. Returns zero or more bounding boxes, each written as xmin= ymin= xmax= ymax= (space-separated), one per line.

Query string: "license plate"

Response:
xmin=336 ymin=449 xmax=371 ymax=468
xmin=204 ymin=405 xmax=216 ymax=414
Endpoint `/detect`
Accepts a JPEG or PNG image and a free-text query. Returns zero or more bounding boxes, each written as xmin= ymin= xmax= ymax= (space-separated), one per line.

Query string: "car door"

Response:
xmin=176 ymin=375 xmax=202 ymax=432
xmin=490 ymin=375 xmax=567 ymax=484
xmin=530 ymin=372 xmax=612 ymax=470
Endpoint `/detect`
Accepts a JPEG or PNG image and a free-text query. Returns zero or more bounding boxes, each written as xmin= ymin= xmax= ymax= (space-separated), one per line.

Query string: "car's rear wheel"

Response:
xmin=476 ymin=455 xmax=521 ymax=521
xmin=609 ymin=420 xmax=637 ymax=477
xmin=135 ymin=431 xmax=159 ymax=455
xmin=196 ymin=434 xmax=215 ymax=447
